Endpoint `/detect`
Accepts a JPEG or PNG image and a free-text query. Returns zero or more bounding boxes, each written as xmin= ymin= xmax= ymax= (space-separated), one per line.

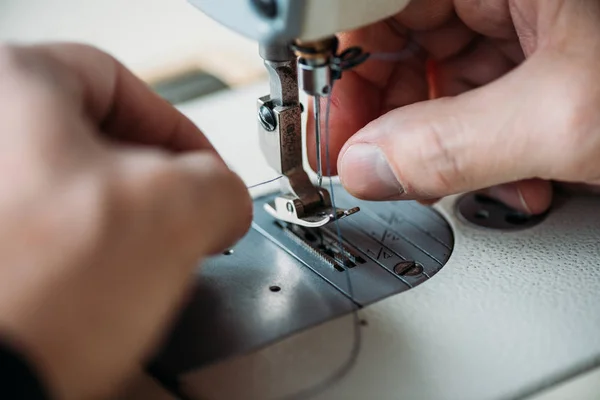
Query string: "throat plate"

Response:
xmin=149 ymin=185 xmax=454 ymax=391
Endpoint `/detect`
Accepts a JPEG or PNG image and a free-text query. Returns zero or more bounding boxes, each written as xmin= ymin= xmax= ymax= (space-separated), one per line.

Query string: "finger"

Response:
xmin=307 ymin=4 xmax=480 ymax=175
xmin=20 ymin=43 xmax=212 ymax=152
xmin=417 ymin=198 xmax=441 ymax=206
xmin=435 ymin=37 xmax=517 ymax=96
xmin=307 ymin=19 xmax=426 ymax=175
xmin=483 ymin=179 xmax=553 ymax=215
xmin=168 ymin=152 xmax=253 ymax=255
xmin=397 ymin=0 xmax=454 ymax=30
xmin=410 ymin=15 xmax=476 ymax=61
xmin=337 ymin=52 xmax=581 ymax=201
xmin=114 ymin=149 xmax=252 ymax=260
xmin=54 ymin=149 xmax=253 ymax=398
xmin=453 ymin=0 xmax=515 ymax=39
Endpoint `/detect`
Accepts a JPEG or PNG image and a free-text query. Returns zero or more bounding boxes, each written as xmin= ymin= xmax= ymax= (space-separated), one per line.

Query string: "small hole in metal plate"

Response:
xmin=269 ymin=285 xmax=281 ymax=292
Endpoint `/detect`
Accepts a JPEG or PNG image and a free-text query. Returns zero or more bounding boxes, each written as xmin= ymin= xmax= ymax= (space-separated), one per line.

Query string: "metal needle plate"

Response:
xmin=149 ymin=185 xmax=454 ymax=387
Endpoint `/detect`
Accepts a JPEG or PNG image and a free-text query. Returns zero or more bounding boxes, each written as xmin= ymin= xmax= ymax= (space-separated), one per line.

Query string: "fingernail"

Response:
xmin=340 ymin=144 xmax=404 ymax=199
xmin=488 ymin=185 xmax=532 ymax=214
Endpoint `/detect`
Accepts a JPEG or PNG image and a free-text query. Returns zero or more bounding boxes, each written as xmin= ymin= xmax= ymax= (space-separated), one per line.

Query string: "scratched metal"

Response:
xmin=149 ymin=185 xmax=454 ymax=384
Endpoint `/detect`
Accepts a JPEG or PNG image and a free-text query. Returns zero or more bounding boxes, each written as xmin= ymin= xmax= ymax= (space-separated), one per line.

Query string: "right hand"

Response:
xmin=308 ymin=0 xmax=600 ymax=214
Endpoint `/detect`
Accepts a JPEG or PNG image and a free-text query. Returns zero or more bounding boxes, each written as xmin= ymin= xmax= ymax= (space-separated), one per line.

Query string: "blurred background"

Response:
xmin=0 ymin=0 xmax=266 ymax=96
xmin=0 ymin=0 xmax=282 ymax=188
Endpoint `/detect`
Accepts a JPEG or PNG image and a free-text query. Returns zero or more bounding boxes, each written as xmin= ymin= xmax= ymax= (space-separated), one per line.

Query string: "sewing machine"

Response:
xmin=142 ymin=1 xmax=600 ymax=399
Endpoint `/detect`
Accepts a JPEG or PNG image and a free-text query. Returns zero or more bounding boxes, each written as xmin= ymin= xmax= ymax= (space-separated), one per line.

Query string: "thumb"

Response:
xmin=337 ymin=53 xmax=584 ymax=201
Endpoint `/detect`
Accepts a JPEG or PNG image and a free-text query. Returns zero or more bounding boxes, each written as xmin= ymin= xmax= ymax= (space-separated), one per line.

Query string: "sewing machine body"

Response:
xmin=189 ymin=0 xmax=410 ymax=43
xmin=146 ymin=82 xmax=600 ymax=400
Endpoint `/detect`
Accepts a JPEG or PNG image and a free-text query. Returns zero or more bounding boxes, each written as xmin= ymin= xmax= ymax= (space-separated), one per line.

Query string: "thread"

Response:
xmin=279 ymin=85 xmax=362 ymax=400
xmin=246 ymin=175 xmax=283 ymax=189
xmin=314 ymin=95 xmax=323 ymax=187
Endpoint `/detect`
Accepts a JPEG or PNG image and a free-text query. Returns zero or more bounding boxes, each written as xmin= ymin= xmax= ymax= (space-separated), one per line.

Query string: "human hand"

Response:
xmin=308 ymin=0 xmax=600 ymax=214
xmin=0 ymin=43 xmax=251 ymax=399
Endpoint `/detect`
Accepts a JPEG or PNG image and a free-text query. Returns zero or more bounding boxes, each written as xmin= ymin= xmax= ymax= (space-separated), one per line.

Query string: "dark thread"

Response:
xmin=247 ymin=175 xmax=283 ymax=189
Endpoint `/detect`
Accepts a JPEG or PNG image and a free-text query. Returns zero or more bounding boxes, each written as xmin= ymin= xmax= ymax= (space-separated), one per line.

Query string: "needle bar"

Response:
xmin=314 ymin=95 xmax=323 ymax=187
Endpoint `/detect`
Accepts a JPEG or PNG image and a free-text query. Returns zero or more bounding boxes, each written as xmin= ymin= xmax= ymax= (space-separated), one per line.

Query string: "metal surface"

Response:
xmin=293 ymin=37 xmax=336 ymax=98
xmin=258 ymin=104 xmax=277 ymax=132
xmin=257 ymin=42 xmax=358 ymax=227
xmin=258 ymin=44 xmax=319 ymax=204
xmin=313 ymin=95 xmax=323 ymax=186
xmin=263 ymin=194 xmax=360 ymax=227
xmin=457 ymin=193 xmax=548 ymax=230
xmin=149 ymin=186 xmax=454 ymax=387
xmin=149 ymin=226 xmax=354 ymax=381
xmin=299 ymin=63 xmax=332 ymax=97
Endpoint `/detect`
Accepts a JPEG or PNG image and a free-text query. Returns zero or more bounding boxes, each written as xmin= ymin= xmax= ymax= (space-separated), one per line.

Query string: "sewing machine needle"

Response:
xmin=314 ymin=95 xmax=323 ymax=187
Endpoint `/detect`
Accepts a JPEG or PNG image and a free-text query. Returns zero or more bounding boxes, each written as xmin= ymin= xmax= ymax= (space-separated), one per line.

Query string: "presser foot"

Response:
xmin=264 ymin=192 xmax=359 ymax=228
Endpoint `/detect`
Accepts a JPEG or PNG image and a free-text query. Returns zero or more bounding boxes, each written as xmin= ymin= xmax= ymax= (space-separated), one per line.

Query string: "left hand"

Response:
xmin=0 ymin=43 xmax=251 ymax=399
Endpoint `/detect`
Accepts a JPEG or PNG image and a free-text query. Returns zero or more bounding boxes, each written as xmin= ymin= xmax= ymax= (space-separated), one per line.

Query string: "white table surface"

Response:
xmin=0 ymin=0 xmax=265 ymax=85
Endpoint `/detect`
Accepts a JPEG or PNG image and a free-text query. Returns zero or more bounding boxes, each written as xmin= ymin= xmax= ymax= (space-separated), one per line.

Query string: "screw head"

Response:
xmin=258 ymin=105 xmax=277 ymax=132
xmin=394 ymin=261 xmax=423 ymax=277
xmin=251 ymin=0 xmax=278 ymax=19
xmin=286 ymin=202 xmax=294 ymax=214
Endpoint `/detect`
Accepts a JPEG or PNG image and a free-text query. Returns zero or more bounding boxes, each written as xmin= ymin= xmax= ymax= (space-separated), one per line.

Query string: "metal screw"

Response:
xmin=258 ymin=105 xmax=277 ymax=132
xmin=286 ymin=202 xmax=294 ymax=214
xmin=394 ymin=261 xmax=423 ymax=277
xmin=251 ymin=0 xmax=278 ymax=19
